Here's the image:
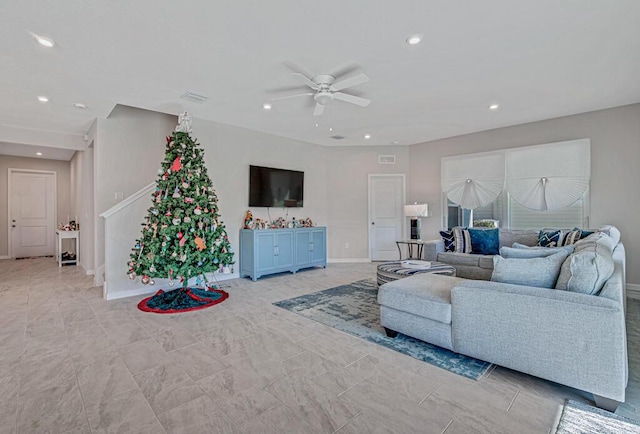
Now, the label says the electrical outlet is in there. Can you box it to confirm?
[115,192,124,200]
[344,242,349,249]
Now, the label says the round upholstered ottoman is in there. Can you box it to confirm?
[376,260,456,286]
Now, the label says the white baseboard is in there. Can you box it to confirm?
[328,258,371,263]
[105,285,156,301]
[627,283,640,300]
[78,263,95,276]
[0,255,10,260]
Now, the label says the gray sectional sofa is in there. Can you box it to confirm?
[377,227,628,411]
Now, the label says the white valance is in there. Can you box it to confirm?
[441,152,505,210]
[506,139,590,211]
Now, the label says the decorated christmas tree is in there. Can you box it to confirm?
[128,112,233,303]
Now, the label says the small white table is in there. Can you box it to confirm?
[55,230,79,267]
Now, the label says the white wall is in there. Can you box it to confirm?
[93,105,177,278]
[408,103,640,284]
[191,118,329,264]
[70,148,95,274]
[0,155,71,257]
[325,146,410,259]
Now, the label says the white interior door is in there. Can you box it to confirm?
[9,170,56,258]
[369,174,405,261]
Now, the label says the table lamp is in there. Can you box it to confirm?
[404,203,429,240]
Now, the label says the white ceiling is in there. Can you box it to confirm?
[0,141,75,161]
[1,1,639,151]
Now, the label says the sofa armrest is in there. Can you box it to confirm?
[423,239,444,261]
[451,280,627,402]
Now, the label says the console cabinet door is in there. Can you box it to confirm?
[275,231,294,269]
[255,232,277,272]
[295,230,311,267]
[310,229,326,265]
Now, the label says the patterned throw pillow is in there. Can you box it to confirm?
[453,227,472,253]
[537,230,563,247]
[439,230,455,252]
[562,227,596,246]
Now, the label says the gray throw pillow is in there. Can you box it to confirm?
[491,250,571,288]
[555,232,615,294]
[500,245,574,259]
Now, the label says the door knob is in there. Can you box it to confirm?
[371,222,375,225]
[12,225,16,228]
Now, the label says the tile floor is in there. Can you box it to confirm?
[0,257,638,433]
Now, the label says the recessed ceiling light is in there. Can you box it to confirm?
[392,141,400,145]
[364,134,371,139]
[35,35,55,48]
[36,152,43,156]
[315,123,319,128]
[406,34,422,45]
[37,96,49,103]
[262,103,272,110]
[74,103,87,109]
[489,103,500,110]
[329,127,333,132]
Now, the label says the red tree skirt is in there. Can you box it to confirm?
[137,286,229,314]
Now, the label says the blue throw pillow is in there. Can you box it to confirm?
[439,230,455,252]
[468,228,499,255]
[537,230,563,247]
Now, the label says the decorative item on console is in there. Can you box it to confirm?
[242,210,315,230]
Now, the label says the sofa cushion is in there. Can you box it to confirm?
[478,256,494,270]
[502,245,575,258]
[378,274,465,324]
[453,228,472,253]
[437,252,480,267]
[556,232,616,294]
[537,230,563,247]
[499,229,538,248]
[469,228,499,255]
[491,250,571,288]
[439,230,455,252]
[599,225,621,246]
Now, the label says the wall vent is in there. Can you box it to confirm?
[330,135,345,140]
[378,155,396,164]
[180,92,208,103]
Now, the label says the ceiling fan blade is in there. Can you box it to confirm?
[272,92,314,101]
[333,92,371,107]
[291,73,320,90]
[330,74,369,91]
[313,103,325,116]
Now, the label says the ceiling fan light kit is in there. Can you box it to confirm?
[272,66,371,116]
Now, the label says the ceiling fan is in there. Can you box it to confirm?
[272,67,371,116]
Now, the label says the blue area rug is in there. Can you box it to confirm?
[273,279,492,380]
[555,400,640,433]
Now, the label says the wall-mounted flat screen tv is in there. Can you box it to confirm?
[249,165,304,208]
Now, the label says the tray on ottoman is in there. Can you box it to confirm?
[377,260,456,286]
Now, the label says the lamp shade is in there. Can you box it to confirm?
[404,203,428,217]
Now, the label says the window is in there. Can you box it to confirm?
[444,191,588,229]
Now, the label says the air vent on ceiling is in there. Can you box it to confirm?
[180,92,208,103]
[378,155,396,164]
[330,135,345,140]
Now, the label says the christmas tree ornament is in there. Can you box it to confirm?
[184,216,191,223]
[194,206,202,215]
[179,236,187,247]
[141,275,150,284]
[194,237,206,251]
[185,197,194,204]
[172,218,180,225]
[170,156,182,172]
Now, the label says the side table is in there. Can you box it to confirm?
[395,240,428,260]
[56,230,79,267]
